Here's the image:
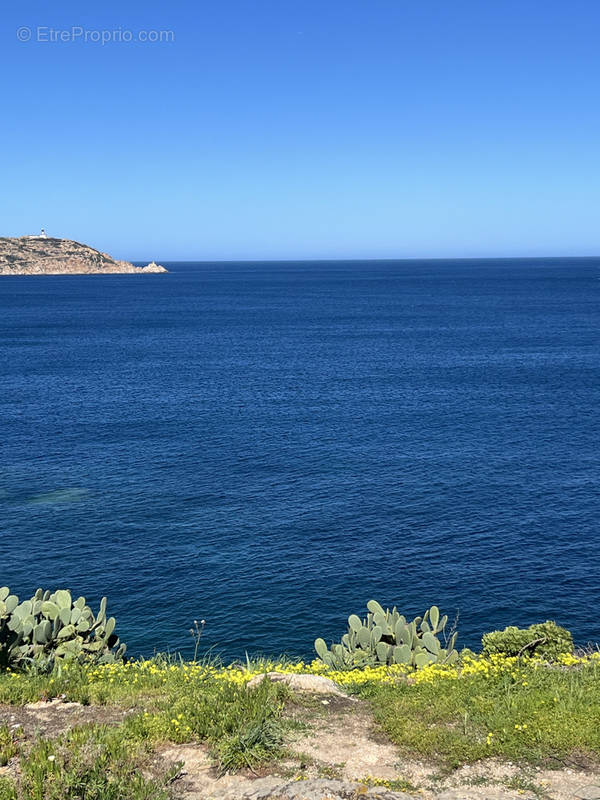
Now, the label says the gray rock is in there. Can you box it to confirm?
[246,673,352,698]
[230,777,413,799]
[574,787,600,800]
[437,792,530,800]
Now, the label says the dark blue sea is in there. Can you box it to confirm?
[1,259,599,659]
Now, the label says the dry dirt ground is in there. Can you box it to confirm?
[2,695,600,800]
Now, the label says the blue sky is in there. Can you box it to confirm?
[2,0,599,260]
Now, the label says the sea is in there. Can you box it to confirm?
[1,258,598,660]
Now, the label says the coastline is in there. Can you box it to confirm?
[0,236,167,275]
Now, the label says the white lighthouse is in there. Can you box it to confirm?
[24,228,48,239]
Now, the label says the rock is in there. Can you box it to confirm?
[230,778,412,799]
[436,792,523,800]
[140,261,168,273]
[25,698,82,712]
[246,673,352,698]
[218,776,284,799]
[574,787,600,800]
[0,237,169,275]
[25,698,66,710]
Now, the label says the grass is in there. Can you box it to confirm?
[14,725,173,800]
[0,727,19,767]
[0,660,290,799]
[359,775,421,793]
[356,654,600,770]
[0,652,598,797]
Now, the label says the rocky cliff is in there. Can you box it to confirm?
[0,237,168,275]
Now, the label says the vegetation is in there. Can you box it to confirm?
[315,600,458,669]
[0,661,290,799]
[0,655,599,796]
[481,620,574,661]
[0,587,125,671]
[0,590,598,799]
[0,723,176,800]
[357,651,600,770]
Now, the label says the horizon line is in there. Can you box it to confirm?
[129,254,600,265]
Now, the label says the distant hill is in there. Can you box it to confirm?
[0,237,168,275]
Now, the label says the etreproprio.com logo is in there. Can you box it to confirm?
[16,26,175,44]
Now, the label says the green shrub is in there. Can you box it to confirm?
[481,620,573,660]
[0,587,126,672]
[315,601,458,670]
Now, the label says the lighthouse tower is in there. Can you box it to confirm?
[24,228,48,239]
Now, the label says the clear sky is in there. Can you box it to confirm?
[2,0,599,261]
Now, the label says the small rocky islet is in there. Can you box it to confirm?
[0,234,167,275]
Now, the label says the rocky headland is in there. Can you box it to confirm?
[0,236,168,275]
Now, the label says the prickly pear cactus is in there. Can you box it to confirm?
[315,600,458,671]
[0,586,126,671]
